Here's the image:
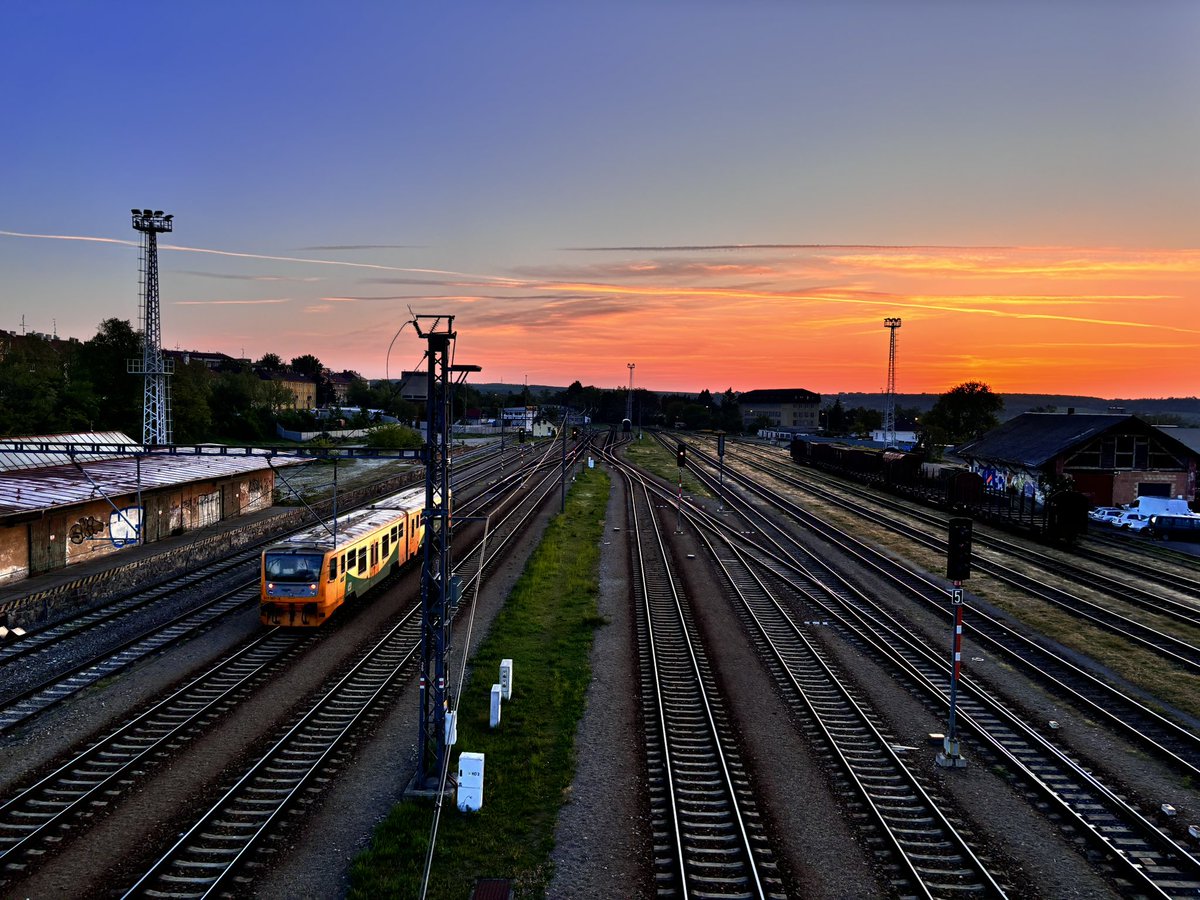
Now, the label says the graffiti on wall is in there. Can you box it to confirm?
[68,516,105,544]
[67,507,142,548]
[109,507,142,547]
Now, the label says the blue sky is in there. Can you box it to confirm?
[3,2,1198,395]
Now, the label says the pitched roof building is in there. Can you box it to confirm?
[956,412,1197,506]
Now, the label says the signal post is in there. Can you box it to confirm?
[937,516,973,769]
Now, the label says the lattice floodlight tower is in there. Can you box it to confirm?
[413,314,463,792]
[883,317,902,447]
[626,362,635,424]
[128,208,175,446]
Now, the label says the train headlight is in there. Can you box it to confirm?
[309,583,317,591]
[268,582,275,590]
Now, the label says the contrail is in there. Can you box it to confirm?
[0,230,522,285]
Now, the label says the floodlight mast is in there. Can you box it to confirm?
[129,209,175,446]
[626,362,635,423]
[883,317,902,447]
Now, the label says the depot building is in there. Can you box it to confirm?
[0,432,302,585]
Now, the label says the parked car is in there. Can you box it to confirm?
[1114,511,1151,532]
[1148,514,1200,542]
[1087,507,1124,526]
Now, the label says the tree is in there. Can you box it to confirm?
[171,359,214,442]
[75,318,142,436]
[923,381,1003,445]
[256,352,284,370]
[365,423,423,449]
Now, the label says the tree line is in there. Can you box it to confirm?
[0,319,1007,446]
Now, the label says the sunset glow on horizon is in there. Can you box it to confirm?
[2,4,1197,401]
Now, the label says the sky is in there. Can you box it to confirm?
[2,1,1198,398]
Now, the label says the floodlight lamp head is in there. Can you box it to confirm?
[153,210,163,217]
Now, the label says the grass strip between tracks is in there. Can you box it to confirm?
[623,433,713,498]
[348,464,611,899]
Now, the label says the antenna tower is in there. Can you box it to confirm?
[626,363,635,422]
[883,317,902,447]
[129,208,175,445]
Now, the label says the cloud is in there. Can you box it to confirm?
[174,298,291,305]
[0,229,518,283]
[175,270,322,282]
[564,243,1017,252]
[298,244,426,251]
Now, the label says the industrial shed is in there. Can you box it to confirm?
[0,433,304,584]
[956,413,1198,508]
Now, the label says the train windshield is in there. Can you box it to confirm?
[264,552,325,582]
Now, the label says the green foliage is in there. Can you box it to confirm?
[365,423,423,449]
[349,467,611,899]
[923,381,1003,444]
[172,360,213,443]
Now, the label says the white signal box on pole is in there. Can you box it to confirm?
[490,683,503,728]
[445,709,457,746]
[500,658,513,700]
[457,751,485,812]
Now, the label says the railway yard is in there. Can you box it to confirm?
[3,431,1200,898]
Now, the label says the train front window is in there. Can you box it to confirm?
[265,553,325,582]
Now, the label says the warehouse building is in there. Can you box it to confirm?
[0,432,303,584]
[738,388,821,432]
[955,413,1197,507]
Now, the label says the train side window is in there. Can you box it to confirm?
[328,557,338,579]
[382,534,390,557]
[342,552,349,572]
[398,520,405,536]
[359,547,367,571]
[390,526,398,542]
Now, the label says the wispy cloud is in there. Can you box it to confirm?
[0,230,519,284]
[564,243,1016,252]
[174,298,291,306]
[175,270,323,283]
[298,244,426,251]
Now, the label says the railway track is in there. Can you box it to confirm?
[117,444,576,896]
[697,508,1008,897]
[654,441,1200,896]
[675,436,1200,678]
[730,439,1200,613]
[617,459,784,899]
[0,450,526,736]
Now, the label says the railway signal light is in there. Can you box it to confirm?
[947,517,973,581]
[676,444,686,467]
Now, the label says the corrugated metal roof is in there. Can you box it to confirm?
[0,432,138,473]
[272,485,426,550]
[0,452,306,517]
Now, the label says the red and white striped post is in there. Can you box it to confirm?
[937,583,968,768]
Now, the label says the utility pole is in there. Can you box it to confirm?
[883,317,902,448]
[129,208,175,446]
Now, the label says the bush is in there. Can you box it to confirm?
[365,423,423,449]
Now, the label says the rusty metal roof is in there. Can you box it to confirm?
[0,451,306,518]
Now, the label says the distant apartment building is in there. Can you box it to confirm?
[738,388,821,432]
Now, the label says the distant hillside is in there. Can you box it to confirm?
[831,393,1200,424]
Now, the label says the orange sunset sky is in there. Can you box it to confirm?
[3,5,1198,399]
